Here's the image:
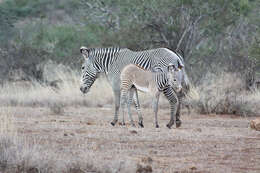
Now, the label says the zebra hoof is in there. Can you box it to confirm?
[138,122,144,128]
[111,120,118,126]
[176,121,182,128]
[156,124,159,128]
[166,123,172,129]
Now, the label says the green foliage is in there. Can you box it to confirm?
[0,0,259,82]
[14,22,103,63]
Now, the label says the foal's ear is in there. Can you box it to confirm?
[80,46,90,59]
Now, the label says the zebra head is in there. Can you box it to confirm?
[80,46,90,59]
[167,63,182,93]
[80,58,99,94]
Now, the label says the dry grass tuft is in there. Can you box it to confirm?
[189,72,260,116]
[0,61,114,108]
[49,103,65,115]
[0,106,138,173]
[0,108,16,135]
[136,164,153,173]
[0,135,138,173]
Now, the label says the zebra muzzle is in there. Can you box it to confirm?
[80,86,88,94]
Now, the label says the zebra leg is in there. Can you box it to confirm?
[163,87,179,129]
[111,89,120,126]
[127,87,135,127]
[120,91,129,126]
[175,96,182,128]
[152,93,160,128]
[122,106,126,126]
[133,88,144,128]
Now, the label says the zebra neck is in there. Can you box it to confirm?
[155,73,169,91]
[89,47,120,73]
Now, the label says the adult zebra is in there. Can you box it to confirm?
[79,47,189,127]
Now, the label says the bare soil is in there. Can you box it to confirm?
[3,106,260,173]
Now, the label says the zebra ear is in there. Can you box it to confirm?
[80,46,90,58]
[177,59,184,70]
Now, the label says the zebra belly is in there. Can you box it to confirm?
[133,83,149,93]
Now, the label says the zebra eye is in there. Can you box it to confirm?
[174,79,177,82]
[81,66,85,70]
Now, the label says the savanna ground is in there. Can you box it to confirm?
[1,106,260,173]
[0,66,260,173]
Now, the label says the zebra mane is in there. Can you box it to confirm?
[88,47,121,54]
[173,49,184,62]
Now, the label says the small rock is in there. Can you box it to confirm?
[86,122,93,125]
[250,118,260,131]
[136,164,152,173]
[130,130,138,134]
[141,157,153,164]
[149,150,157,155]
[190,166,197,170]
[64,133,68,136]
[27,167,38,173]
[195,128,202,132]
[69,168,85,173]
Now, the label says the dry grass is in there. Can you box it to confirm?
[1,63,259,117]
[0,108,16,135]
[0,107,137,173]
[189,72,260,116]
[0,135,137,173]
[0,61,114,109]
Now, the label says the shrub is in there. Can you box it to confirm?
[190,72,260,116]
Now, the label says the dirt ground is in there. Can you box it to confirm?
[3,106,260,173]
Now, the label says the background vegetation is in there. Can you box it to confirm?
[0,0,259,82]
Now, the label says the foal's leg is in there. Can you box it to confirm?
[127,87,136,126]
[133,88,144,127]
[120,88,130,126]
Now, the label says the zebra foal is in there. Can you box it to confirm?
[120,64,182,128]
